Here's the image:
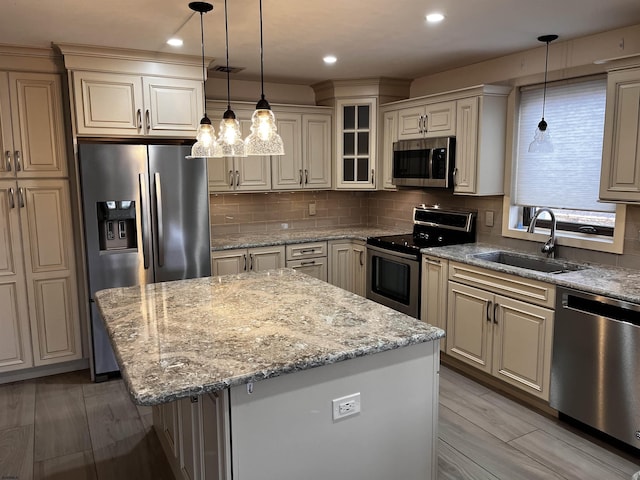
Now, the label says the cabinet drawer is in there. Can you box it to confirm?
[448,261,555,308]
[286,242,327,260]
[286,258,328,282]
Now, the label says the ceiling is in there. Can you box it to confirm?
[2,0,640,85]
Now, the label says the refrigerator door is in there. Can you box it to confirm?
[148,145,211,281]
[79,143,153,377]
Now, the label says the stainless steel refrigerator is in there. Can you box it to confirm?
[79,143,211,381]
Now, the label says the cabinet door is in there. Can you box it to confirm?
[599,68,640,201]
[272,113,303,190]
[454,96,479,194]
[201,393,226,480]
[350,241,367,297]
[328,241,351,291]
[381,110,398,189]
[19,180,81,365]
[143,77,202,138]
[492,295,554,400]
[9,73,67,177]
[421,256,448,352]
[336,98,376,190]
[424,101,456,137]
[287,258,327,282]
[235,118,271,192]
[303,114,332,189]
[161,401,180,459]
[0,73,15,179]
[0,183,33,372]
[397,105,425,140]
[248,245,285,272]
[446,281,492,373]
[207,157,234,193]
[178,397,202,480]
[211,249,246,276]
[73,71,143,136]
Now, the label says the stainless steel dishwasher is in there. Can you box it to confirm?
[550,287,640,449]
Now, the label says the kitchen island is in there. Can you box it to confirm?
[95,268,443,480]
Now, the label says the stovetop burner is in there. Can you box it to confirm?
[366,205,477,258]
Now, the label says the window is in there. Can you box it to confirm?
[503,76,626,253]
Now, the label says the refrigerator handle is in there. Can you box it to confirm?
[139,173,151,270]
[154,172,165,267]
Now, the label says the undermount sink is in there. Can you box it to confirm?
[471,251,586,274]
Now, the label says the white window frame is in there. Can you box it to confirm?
[501,77,626,254]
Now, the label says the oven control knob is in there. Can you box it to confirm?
[422,233,429,240]
[437,236,444,243]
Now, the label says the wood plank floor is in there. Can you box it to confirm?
[0,366,638,479]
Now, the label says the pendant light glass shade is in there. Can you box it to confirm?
[245,0,284,156]
[187,1,221,158]
[528,34,558,154]
[217,0,246,157]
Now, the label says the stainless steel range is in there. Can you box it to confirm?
[366,205,476,317]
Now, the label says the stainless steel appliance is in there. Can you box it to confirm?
[550,287,640,450]
[79,143,211,380]
[392,137,455,188]
[366,205,476,317]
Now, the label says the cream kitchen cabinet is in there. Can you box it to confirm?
[272,112,332,190]
[453,87,510,195]
[420,255,448,352]
[380,110,398,190]
[0,72,68,178]
[0,179,82,372]
[286,242,328,282]
[335,97,377,190]
[397,101,456,140]
[72,71,202,138]
[211,245,285,276]
[328,240,366,296]
[599,66,640,202]
[445,261,554,400]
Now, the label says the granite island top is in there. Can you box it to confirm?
[210,226,406,251]
[422,243,640,305]
[94,268,443,406]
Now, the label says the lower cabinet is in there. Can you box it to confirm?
[0,179,82,373]
[420,255,448,352]
[211,246,286,276]
[285,242,327,282]
[328,240,366,296]
[154,393,228,480]
[445,262,555,400]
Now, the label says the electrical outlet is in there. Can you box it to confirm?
[486,210,494,227]
[332,393,361,421]
[309,202,317,216]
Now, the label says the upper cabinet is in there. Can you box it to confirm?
[335,97,377,190]
[72,71,202,138]
[58,44,206,139]
[0,72,68,178]
[397,101,456,140]
[599,66,640,202]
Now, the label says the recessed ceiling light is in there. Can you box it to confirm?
[426,13,444,23]
[167,38,184,47]
[323,55,337,64]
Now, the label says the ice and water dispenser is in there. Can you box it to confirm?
[97,201,137,251]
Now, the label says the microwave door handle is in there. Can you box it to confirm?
[428,147,434,180]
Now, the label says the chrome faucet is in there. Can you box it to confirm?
[527,208,556,258]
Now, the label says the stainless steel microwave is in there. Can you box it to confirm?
[392,137,455,188]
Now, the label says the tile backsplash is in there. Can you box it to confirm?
[209,189,640,269]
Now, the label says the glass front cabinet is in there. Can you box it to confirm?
[335,98,377,189]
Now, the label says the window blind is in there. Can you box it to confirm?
[515,77,615,213]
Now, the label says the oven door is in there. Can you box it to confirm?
[366,245,420,318]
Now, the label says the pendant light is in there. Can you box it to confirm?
[188,1,221,158]
[244,0,285,156]
[528,34,558,153]
[216,0,246,157]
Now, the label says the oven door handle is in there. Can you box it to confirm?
[366,244,419,261]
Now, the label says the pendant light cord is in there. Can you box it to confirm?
[224,0,231,110]
[259,0,265,101]
[542,40,549,119]
[199,11,206,114]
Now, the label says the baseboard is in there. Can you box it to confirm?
[0,358,89,384]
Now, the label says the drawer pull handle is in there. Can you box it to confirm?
[493,303,499,324]
[300,260,316,266]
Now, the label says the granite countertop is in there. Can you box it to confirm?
[94,268,443,406]
[422,243,640,305]
[210,226,406,251]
